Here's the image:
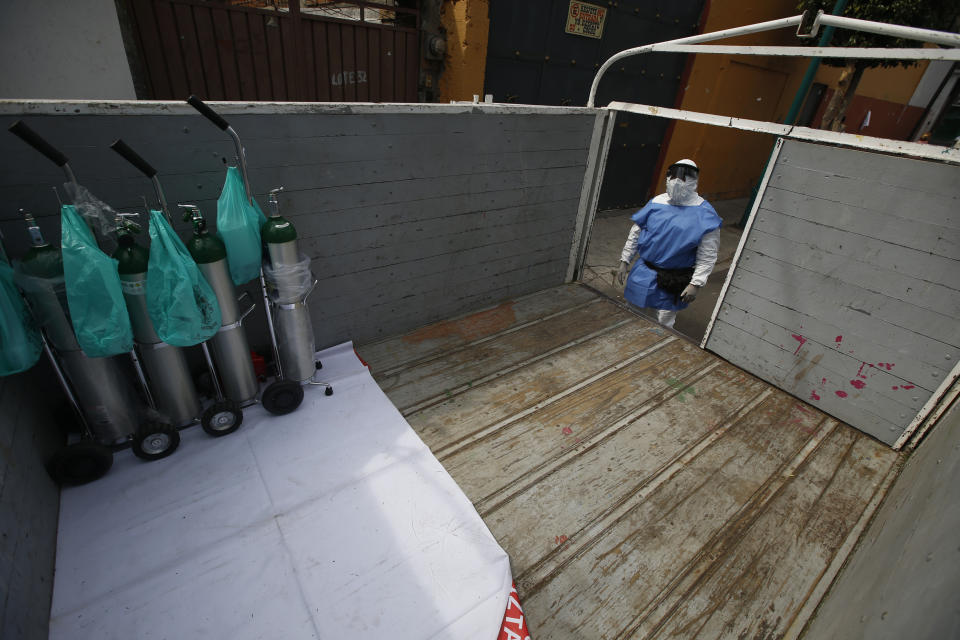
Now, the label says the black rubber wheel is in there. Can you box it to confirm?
[47,441,114,485]
[201,400,243,437]
[262,380,304,415]
[324,387,333,396]
[132,421,180,461]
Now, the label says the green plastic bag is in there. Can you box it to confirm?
[61,204,134,357]
[0,246,42,376]
[217,166,266,285]
[146,210,221,347]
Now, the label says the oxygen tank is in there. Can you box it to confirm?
[17,211,138,445]
[114,219,201,426]
[180,205,258,404]
[262,188,316,383]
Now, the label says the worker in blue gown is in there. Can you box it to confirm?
[616,159,722,329]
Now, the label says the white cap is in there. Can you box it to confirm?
[671,158,698,169]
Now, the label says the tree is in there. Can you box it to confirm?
[798,0,960,131]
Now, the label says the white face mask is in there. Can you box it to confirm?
[666,176,699,205]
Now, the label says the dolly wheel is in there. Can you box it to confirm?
[132,422,181,461]
[47,441,114,485]
[201,400,243,437]
[262,380,304,415]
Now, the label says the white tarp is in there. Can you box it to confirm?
[50,343,513,639]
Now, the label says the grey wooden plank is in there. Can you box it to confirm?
[287,184,584,237]
[314,256,569,327]
[2,145,589,196]
[778,139,960,199]
[357,284,600,372]
[708,319,905,444]
[444,339,727,509]
[736,249,959,346]
[715,301,930,413]
[374,300,631,411]
[315,262,569,347]
[731,255,960,349]
[516,391,824,639]
[310,238,570,306]
[722,284,954,386]
[745,229,960,318]
[301,197,578,259]
[0,112,597,155]
[308,220,574,279]
[1,162,587,221]
[632,427,896,639]
[403,320,672,451]
[751,207,959,291]
[760,185,960,260]
[766,165,959,231]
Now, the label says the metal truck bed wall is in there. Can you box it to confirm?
[704,138,960,448]
[0,101,604,348]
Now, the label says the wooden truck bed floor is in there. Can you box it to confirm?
[355,283,900,640]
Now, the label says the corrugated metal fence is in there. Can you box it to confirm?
[127,0,420,102]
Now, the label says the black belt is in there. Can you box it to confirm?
[644,261,694,304]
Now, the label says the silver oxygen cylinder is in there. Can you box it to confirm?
[180,204,259,404]
[17,210,138,445]
[114,219,201,426]
[262,188,316,383]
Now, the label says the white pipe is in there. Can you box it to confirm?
[586,15,805,107]
[606,100,960,164]
[588,13,960,107]
[817,13,960,47]
[653,44,960,61]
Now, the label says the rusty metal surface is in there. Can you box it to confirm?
[356,283,900,640]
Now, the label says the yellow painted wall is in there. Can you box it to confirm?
[659,0,809,200]
[437,0,490,102]
[813,60,928,104]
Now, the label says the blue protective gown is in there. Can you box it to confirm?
[624,199,722,311]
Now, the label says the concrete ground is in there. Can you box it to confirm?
[580,197,749,344]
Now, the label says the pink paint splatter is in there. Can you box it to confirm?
[835,335,843,346]
[791,334,807,355]
[809,390,821,401]
[876,362,894,371]
[856,363,869,379]
[821,378,827,385]
[902,384,915,390]
[892,386,899,390]
[562,427,573,435]
[836,390,848,398]
[850,380,866,389]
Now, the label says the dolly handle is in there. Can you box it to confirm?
[110,139,156,177]
[8,120,69,167]
[187,95,230,130]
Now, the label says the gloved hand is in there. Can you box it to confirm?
[680,283,700,303]
[616,261,630,286]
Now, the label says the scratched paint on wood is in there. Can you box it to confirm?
[360,284,902,638]
[707,139,960,447]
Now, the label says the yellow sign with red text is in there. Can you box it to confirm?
[565,0,607,39]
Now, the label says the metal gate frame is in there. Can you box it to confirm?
[575,12,960,449]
